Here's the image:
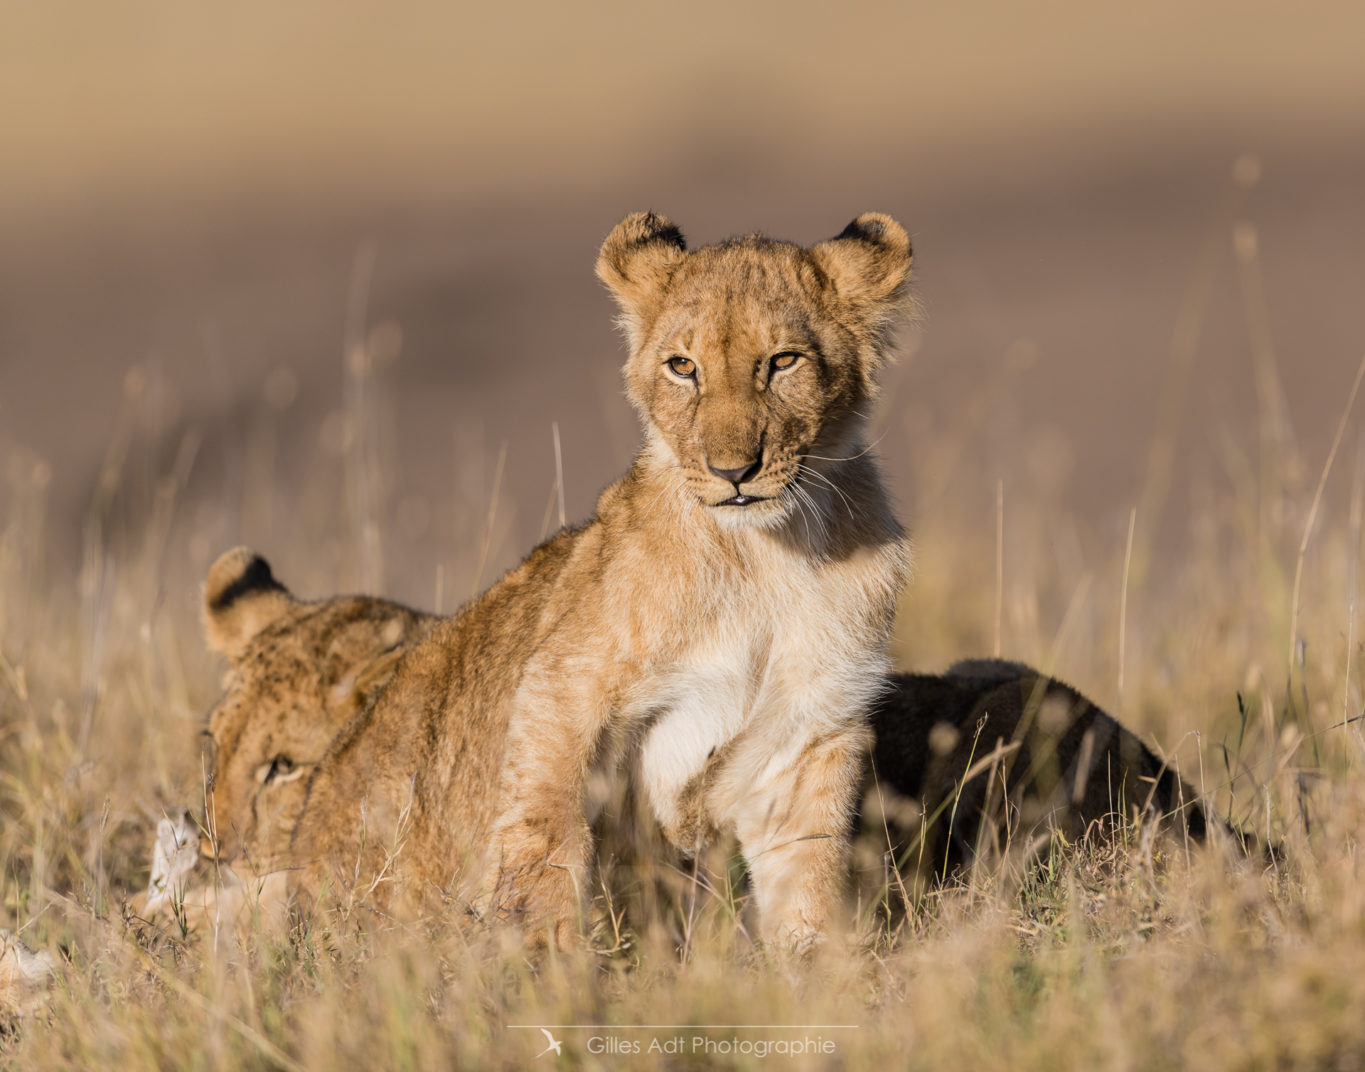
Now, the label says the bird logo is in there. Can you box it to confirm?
[535,1028,563,1059]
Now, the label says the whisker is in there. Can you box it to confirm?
[793,486,815,547]
[803,430,888,464]
[797,463,857,521]
[670,475,692,545]
[788,480,827,551]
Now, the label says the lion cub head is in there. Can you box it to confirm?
[597,212,913,530]
[199,548,434,868]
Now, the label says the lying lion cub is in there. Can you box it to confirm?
[864,659,1230,886]
[204,213,915,951]
[153,549,1243,941]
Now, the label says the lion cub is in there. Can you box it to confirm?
[283,213,913,950]
[181,556,1250,941]
[197,548,435,875]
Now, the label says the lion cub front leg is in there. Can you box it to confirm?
[730,722,872,954]
[486,673,610,949]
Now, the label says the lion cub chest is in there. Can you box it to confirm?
[632,553,880,850]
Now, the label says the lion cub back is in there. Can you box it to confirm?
[863,659,1214,887]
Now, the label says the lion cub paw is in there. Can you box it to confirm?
[1,929,56,1019]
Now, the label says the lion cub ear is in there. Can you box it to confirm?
[596,212,688,344]
[203,547,294,659]
[811,213,913,311]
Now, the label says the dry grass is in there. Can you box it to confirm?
[2,276,1364,1069]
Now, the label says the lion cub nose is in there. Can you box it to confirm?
[707,458,762,485]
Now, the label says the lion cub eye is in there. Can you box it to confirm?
[260,755,296,785]
[770,352,801,373]
[666,356,697,379]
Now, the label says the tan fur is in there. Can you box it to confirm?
[172,593,1263,947]
[134,809,294,937]
[198,549,435,872]
[282,212,914,950]
[128,553,434,934]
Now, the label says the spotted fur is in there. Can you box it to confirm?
[200,548,435,872]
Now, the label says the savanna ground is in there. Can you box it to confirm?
[2,278,1364,1068]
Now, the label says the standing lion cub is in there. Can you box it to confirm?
[270,212,913,950]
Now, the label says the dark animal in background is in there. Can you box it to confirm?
[862,659,1261,887]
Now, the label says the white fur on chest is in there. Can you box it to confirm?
[633,545,889,846]
[636,627,762,840]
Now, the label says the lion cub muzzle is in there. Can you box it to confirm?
[706,452,765,506]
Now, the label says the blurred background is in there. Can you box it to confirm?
[2,1,1363,676]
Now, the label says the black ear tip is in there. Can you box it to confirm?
[654,220,685,249]
[611,211,686,253]
[838,213,910,250]
[206,548,283,612]
[841,217,883,241]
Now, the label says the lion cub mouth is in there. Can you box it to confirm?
[715,493,767,507]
